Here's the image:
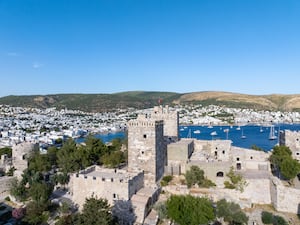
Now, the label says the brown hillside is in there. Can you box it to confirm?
[176,92,300,111]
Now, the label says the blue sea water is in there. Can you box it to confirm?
[81,124,300,152]
[179,124,300,151]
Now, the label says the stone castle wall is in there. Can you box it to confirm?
[280,130,300,161]
[127,119,165,185]
[70,166,144,208]
[12,142,38,179]
[152,106,179,140]
[0,176,14,200]
[270,177,300,214]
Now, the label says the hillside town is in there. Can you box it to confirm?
[0,104,300,224]
[1,104,300,148]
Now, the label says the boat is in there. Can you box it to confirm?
[260,126,263,133]
[241,129,246,139]
[207,125,213,129]
[236,126,241,131]
[187,129,192,138]
[193,130,201,134]
[269,125,277,140]
[210,131,217,136]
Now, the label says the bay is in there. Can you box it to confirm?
[180,124,300,151]
[78,124,300,152]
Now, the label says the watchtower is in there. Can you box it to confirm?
[152,105,179,142]
[127,115,166,186]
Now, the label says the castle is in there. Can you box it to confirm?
[70,106,178,223]
[69,106,300,224]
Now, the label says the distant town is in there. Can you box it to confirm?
[1,104,300,148]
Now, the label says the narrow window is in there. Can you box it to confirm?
[143,134,147,138]
[222,150,225,154]
[236,157,240,161]
[250,156,253,159]
[111,178,114,182]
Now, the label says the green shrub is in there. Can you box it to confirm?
[160,175,173,186]
[273,215,288,225]
[224,181,235,189]
[261,211,273,224]
[162,175,173,183]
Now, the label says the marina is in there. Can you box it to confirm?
[179,124,300,151]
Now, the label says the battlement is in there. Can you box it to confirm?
[73,166,143,184]
[128,119,164,128]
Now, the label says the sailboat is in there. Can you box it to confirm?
[269,125,277,140]
[241,129,246,139]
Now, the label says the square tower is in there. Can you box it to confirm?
[152,105,179,141]
[127,115,166,185]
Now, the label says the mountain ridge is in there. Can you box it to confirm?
[1,91,300,112]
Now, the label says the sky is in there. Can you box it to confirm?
[0,0,300,97]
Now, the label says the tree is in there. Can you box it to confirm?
[23,200,49,225]
[57,138,79,173]
[29,182,53,204]
[166,195,215,225]
[10,178,28,202]
[74,196,114,225]
[101,151,126,168]
[280,157,300,180]
[270,146,292,171]
[47,146,58,166]
[153,201,167,221]
[216,199,248,225]
[224,167,247,192]
[185,165,215,188]
[84,135,108,163]
[0,147,12,157]
[270,145,300,181]
[261,211,273,224]
[53,173,70,189]
[28,151,51,172]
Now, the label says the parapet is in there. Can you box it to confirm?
[73,165,144,184]
[127,118,164,128]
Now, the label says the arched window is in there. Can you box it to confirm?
[216,171,224,177]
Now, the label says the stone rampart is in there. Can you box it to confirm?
[70,166,144,209]
[270,177,300,214]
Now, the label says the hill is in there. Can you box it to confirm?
[0,92,181,112]
[1,91,300,112]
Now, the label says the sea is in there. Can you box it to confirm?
[179,124,300,151]
[80,124,300,152]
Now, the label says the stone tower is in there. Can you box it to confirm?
[127,114,166,186]
[151,105,179,142]
[279,130,300,161]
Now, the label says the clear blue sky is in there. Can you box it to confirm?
[1,0,300,97]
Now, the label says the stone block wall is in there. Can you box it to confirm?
[280,130,300,161]
[0,176,14,200]
[270,177,300,214]
[127,118,165,185]
[71,167,144,209]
